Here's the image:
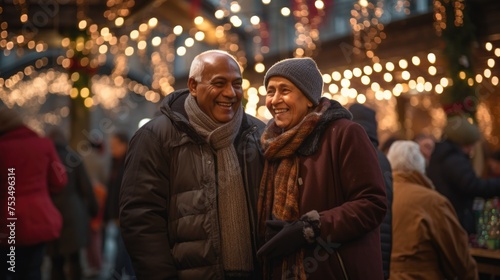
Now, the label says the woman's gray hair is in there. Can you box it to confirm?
[387,140,426,174]
[189,50,240,82]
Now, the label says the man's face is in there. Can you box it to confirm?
[416,137,435,164]
[110,136,127,159]
[265,76,313,131]
[188,54,243,123]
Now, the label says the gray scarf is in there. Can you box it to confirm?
[184,94,253,274]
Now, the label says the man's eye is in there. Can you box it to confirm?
[233,83,242,89]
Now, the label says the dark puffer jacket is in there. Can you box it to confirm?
[349,104,393,279]
[119,89,265,280]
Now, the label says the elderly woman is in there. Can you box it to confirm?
[257,57,387,280]
[387,140,478,280]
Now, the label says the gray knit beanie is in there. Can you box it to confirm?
[264,57,323,106]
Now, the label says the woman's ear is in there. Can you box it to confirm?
[188,78,198,97]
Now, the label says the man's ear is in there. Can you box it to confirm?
[188,77,198,97]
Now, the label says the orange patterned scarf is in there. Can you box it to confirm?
[258,98,331,280]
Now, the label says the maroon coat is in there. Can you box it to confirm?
[297,118,387,280]
[0,126,67,246]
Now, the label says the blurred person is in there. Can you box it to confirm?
[381,135,401,155]
[427,114,500,234]
[387,140,478,280]
[413,133,435,166]
[120,50,265,279]
[46,127,98,280]
[0,107,67,280]
[102,131,133,278]
[349,103,393,280]
[257,58,387,280]
[82,140,108,276]
[486,150,500,177]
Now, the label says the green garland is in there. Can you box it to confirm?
[438,0,476,118]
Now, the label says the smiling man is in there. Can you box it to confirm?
[119,50,266,280]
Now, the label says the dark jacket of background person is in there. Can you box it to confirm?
[47,129,98,256]
[104,133,128,223]
[0,109,67,247]
[349,103,393,280]
[119,89,265,280]
[428,122,500,234]
[388,141,478,280]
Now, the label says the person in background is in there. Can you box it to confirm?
[119,50,265,280]
[82,140,109,277]
[0,107,67,280]
[413,133,435,166]
[486,150,500,178]
[427,114,500,234]
[102,131,134,278]
[46,127,98,280]
[257,58,387,280]
[387,140,478,280]
[349,103,393,280]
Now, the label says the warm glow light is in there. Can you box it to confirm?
[259,86,267,96]
[173,25,183,35]
[485,42,493,51]
[80,87,90,98]
[322,74,332,83]
[115,17,124,27]
[373,63,382,72]
[495,48,500,57]
[185,37,194,47]
[399,59,408,69]
[427,53,436,64]
[262,0,271,4]
[230,15,242,27]
[177,46,187,56]
[130,30,139,40]
[475,74,483,83]
[435,84,443,94]
[215,10,225,19]
[125,46,134,56]
[467,78,474,86]
[195,31,205,41]
[315,0,325,9]
[242,79,250,90]
[78,20,87,30]
[84,97,93,108]
[341,79,351,88]
[250,16,260,25]
[361,75,370,85]
[412,56,420,66]
[331,71,341,81]
[148,18,158,28]
[385,62,395,71]
[383,73,393,82]
[440,77,449,87]
[152,36,161,47]
[230,2,241,13]
[371,82,381,92]
[343,69,353,79]
[484,69,492,78]
[492,76,499,86]
[281,7,291,16]
[487,58,495,68]
[194,16,204,25]
[356,94,367,104]
[363,66,373,75]
[359,0,368,7]
[353,68,362,77]
[255,62,266,73]
[401,71,410,80]
[138,40,147,50]
[459,71,466,80]
[424,82,432,91]
[428,66,437,76]
[329,84,339,94]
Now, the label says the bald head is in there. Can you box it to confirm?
[189,50,241,83]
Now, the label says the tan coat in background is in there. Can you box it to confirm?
[390,171,478,280]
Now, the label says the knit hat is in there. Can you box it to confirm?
[443,115,480,145]
[264,57,323,106]
[349,103,379,146]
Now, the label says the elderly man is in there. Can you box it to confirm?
[119,50,265,280]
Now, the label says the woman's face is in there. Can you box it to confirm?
[266,76,313,131]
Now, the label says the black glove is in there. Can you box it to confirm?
[264,219,287,242]
[257,220,307,259]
